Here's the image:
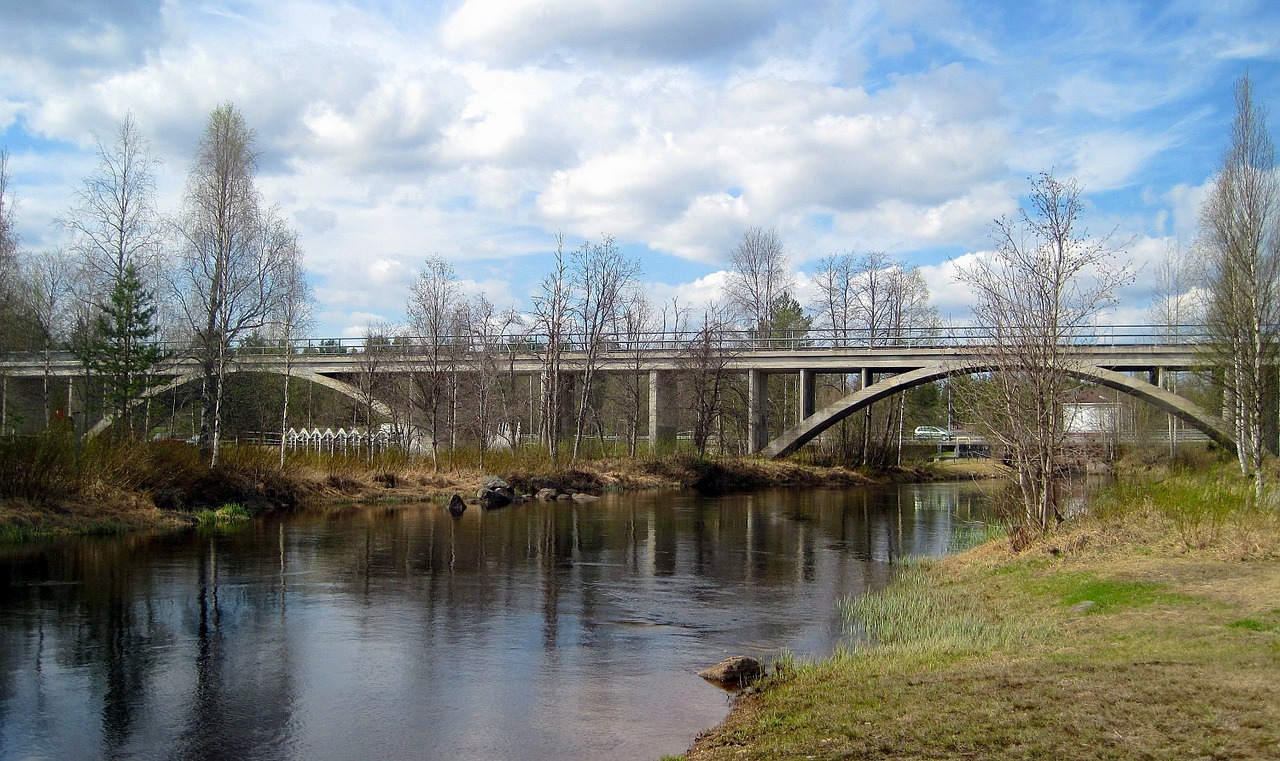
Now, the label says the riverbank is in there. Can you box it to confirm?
[0,438,1003,541]
[683,464,1280,759]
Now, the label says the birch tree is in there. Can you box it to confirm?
[0,149,21,350]
[811,251,938,465]
[273,245,312,467]
[61,114,164,299]
[956,171,1131,534]
[568,234,639,460]
[406,256,460,467]
[615,290,653,457]
[172,103,303,466]
[683,302,736,458]
[1200,73,1280,497]
[1149,241,1199,455]
[21,248,75,427]
[459,295,519,469]
[532,235,571,460]
[723,227,793,344]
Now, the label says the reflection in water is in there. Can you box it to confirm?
[0,482,996,760]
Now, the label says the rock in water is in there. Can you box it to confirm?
[477,476,515,508]
[446,493,466,517]
[698,656,762,687]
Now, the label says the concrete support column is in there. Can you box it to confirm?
[860,367,872,391]
[1149,367,1163,387]
[648,370,678,449]
[748,369,768,454]
[798,368,816,423]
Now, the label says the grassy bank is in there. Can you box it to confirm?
[684,464,1280,760]
[0,434,994,540]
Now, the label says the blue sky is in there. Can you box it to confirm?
[2,0,1279,336]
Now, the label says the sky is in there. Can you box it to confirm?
[3,0,1280,338]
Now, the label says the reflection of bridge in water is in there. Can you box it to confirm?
[0,325,1232,459]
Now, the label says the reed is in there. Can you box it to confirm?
[840,563,1032,657]
[195,502,252,525]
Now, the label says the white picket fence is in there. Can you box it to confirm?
[284,426,405,454]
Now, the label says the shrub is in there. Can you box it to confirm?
[0,433,76,501]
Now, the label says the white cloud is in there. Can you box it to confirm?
[441,0,785,65]
[3,0,1277,337]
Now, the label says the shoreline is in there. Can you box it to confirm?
[681,465,1280,760]
[0,453,1006,542]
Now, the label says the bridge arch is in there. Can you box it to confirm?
[759,361,1234,459]
[86,368,396,439]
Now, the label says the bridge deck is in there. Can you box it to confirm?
[0,343,1209,378]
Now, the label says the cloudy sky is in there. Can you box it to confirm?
[3,0,1279,336]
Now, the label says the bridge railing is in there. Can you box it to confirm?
[226,324,1214,354]
[0,324,1214,364]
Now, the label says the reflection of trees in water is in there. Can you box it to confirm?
[173,536,298,759]
[0,530,301,758]
[0,483,998,757]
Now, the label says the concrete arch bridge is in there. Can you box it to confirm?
[0,327,1231,457]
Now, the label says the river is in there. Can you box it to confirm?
[0,482,997,760]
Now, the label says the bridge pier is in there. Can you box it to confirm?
[648,370,678,449]
[748,370,768,453]
[799,369,816,422]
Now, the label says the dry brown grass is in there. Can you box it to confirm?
[684,469,1280,761]
[0,489,192,540]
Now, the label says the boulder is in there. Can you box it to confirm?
[446,493,466,517]
[477,476,515,508]
[571,492,600,502]
[698,656,762,687]
[535,488,558,502]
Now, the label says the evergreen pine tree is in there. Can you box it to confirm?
[90,265,166,438]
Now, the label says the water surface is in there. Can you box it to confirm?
[0,482,996,760]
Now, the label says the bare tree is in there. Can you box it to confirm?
[1199,73,1280,497]
[682,302,736,458]
[21,248,75,427]
[568,234,640,460]
[458,295,519,469]
[532,234,572,461]
[956,172,1132,534]
[616,290,653,457]
[1148,240,1200,455]
[57,115,166,437]
[0,149,21,350]
[883,264,940,463]
[723,227,793,344]
[272,243,312,467]
[61,114,164,297]
[172,103,303,466]
[354,323,398,460]
[810,253,859,459]
[812,252,856,343]
[811,251,939,465]
[406,256,461,468]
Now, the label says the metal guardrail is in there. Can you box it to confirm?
[0,324,1214,364]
